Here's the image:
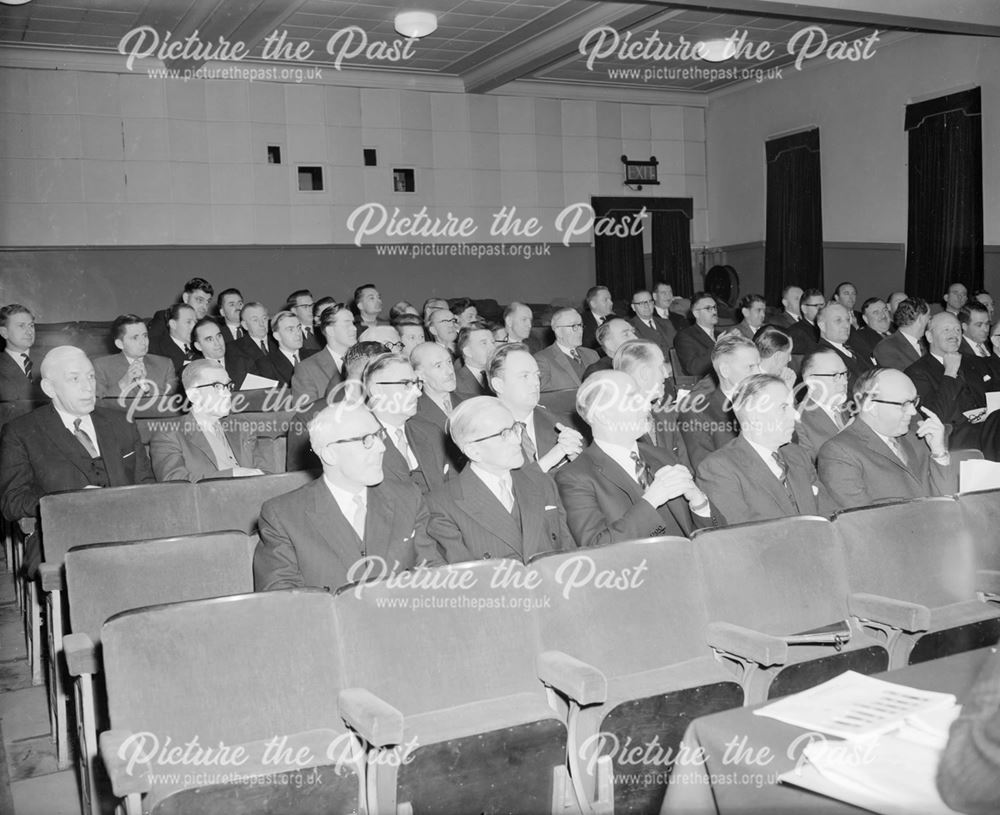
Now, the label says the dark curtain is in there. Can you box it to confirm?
[904,88,983,300]
[652,210,693,298]
[764,128,823,308]
[591,210,644,302]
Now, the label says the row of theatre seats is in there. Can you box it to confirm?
[6,472,998,815]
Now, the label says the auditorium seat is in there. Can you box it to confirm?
[62,532,255,815]
[834,497,1000,666]
[957,487,1000,571]
[193,470,316,534]
[333,559,576,815]
[530,539,744,815]
[99,589,363,815]
[669,347,699,387]
[693,516,889,702]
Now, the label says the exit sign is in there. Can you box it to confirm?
[622,155,659,189]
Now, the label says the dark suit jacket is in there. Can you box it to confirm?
[794,397,845,462]
[529,406,568,466]
[219,320,241,344]
[817,338,875,396]
[959,338,1000,391]
[535,343,599,392]
[454,365,489,398]
[225,334,271,389]
[769,312,800,330]
[254,475,429,592]
[0,404,154,521]
[874,331,925,371]
[852,325,890,362]
[554,441,718,548]
[92,352,177,398]
[149,334,199,379]
[630,316,676,355]
[0,350,44,404]
[408,393,466,474]
[674,325,717,378]
[788,319,821,356]
[677,379,739,471]
[424,465,574,564]
[582,310,611,350]
[647,385,692,470]
[379,418,454,494]
[581,356,613,380]
[291,347,342,406]
[250,345,311,389]
[300,327,321,353]
[147,308,170,346]
[655,309,690,335]
[697,436,836,524]
[149,415,264,482]
[816,419,957,509]
[724,320,755,341]
[906,353,989,451]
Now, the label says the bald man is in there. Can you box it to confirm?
[0,346,155,572]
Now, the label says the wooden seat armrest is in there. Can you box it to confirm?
[536,650,607,706]
[64,633,98,676]
[338,688,404,748]
[99,730,152,797]
[38,561,64,592]
[706,622,788,668]
[848,592,931,633]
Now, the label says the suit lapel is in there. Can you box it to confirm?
[42,405,102,480]
[550,347,581,385]
[182,418,219,467]
[456,469,523,557]
[417,395,447,432]
[363,489,395,560]
[532,409,559,458]
[221,420,252,467]
[305,480,363,571]
[512,469,545,554]
[733,437,795,512]
[590,445,641,503]
[853,422,917,480]
[90,410,126,484]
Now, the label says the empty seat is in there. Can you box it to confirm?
[957,487,1000,572]
[63,532,255,815]
[333,560,575,815]
[530,538,744,815]
[193,470,315,535]
[693,516,889,702]
[834,497,1000,665]
[99,590,363,815]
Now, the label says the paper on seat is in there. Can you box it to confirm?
[960,459,1000,493]
[240,374,280,390]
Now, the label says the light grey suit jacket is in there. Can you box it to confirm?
[874,330,924,371]
[291,347,342,406]
[149,415,264,482]
[534,343,598,392]
[93,353,177,398]
[794,397,846,462]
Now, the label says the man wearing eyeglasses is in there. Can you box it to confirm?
[674,292,719,378]
[364,352,451,493]
[427,308,460,356]
[787,288,825,356]
[535,307,599,393]
[629,288,676,357]
[254,402,430,592]
[424,396,574,564]
[149,360,266,482]
[905,311,1000,459]
[817,368,955,509]
[795,349,851,462]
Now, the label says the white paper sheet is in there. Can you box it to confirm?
[960,459,1000,493]
[239,374,280,390]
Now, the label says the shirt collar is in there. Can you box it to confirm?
[323,475,367,517]
[470,463,512,494]
[595,438,640,480]
[556,342,577,357]
[53,403,94,435]
[745,437,783,476]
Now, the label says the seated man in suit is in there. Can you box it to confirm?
[974,289,995,322]
[788,288,824,356]
[852,297,893,362]
[936,647,1000,815]
[770,285,803,329]
[490,343,584,474]
[149,360,266,482]
[292,303,356,406]
[944,281,969,317]
[426,307,459,356]
[831,281,863,329]
[582,285,615,350]
[249,310,308,388]
[216,288,244,344]
[629,288,676,356]
[678,333,761,470]
[674,291,719,378]
[394,313,426,357]
[582,318,637,379]
[724,293,766,341]
[364,352,451,493]
[225,301,270,388]
[795,349,851,461]
[906,311,1000,459]
[286,289,320,353]
[190,317,228,372]
[504,302,543,354]
[454,323,495,397]
[875,297,929,370]
[147,277,214,346]
[652,282,690,334]
[93,314,177,398]
[535,307,599,392]
[817,368,955,509]
[697,373,836,523]
[148,303,198,379]
[410,341,465,474]
[0,304,44,406]
[254,401,430,591]
[354,283,386,331]
[424,396,575,564]
[755,325,797,389]
[555,370,719,547]
[958,301,1000,381]
[816,303,875,395]
[614,339,690,469]
[0,346,155,573]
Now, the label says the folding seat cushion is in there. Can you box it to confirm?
[958,488,1000,572]
[193,469,315,534]
[99,590,363,815]
[834,497,1000,665]
[63,532,255,815]
[530,538,744,815]
[694,516,889,700]
[334,559,573,815]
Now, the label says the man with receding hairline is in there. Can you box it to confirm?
[535,307,599,392]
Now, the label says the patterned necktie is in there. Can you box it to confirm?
[887,436,909,467]
[977,343,989,358]
[771,450,798,508]
[183,344,195,361]
[520,428,537,462]
[236,325,245,339]
[21,353,32,379]
[630,451,651,490]
[73,418,98,458]
[442,394,452,416]
[292,352,299,366]
[569,348,581,368]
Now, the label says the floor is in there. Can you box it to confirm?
[1,549,83,815]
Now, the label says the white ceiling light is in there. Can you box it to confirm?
[394,11,437,39]
[0,0,34,6]
[696,38,736,62]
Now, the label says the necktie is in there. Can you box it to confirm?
[292,352,299,366]
[771,450,798,509]
[259,339,267,353]
[236,326,245,339]
[887,436,909,467]
[73,418,98,458]
[630,451,651,490]
[977,343,989,358]
[351,493,366,540]
[395,427,414,468]
[21,353,32,379]
[442,395,452,416]
[521,428,537,461]
[183,344,195,361]
[498,477,515,513]
[569,348,581,367]
[646,319,655,330]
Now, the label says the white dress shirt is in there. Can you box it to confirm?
[5,348,30,374]
[54,405,101,456]
[745,438,784,479]
[323,476,367,538]
[470,463,515,512]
